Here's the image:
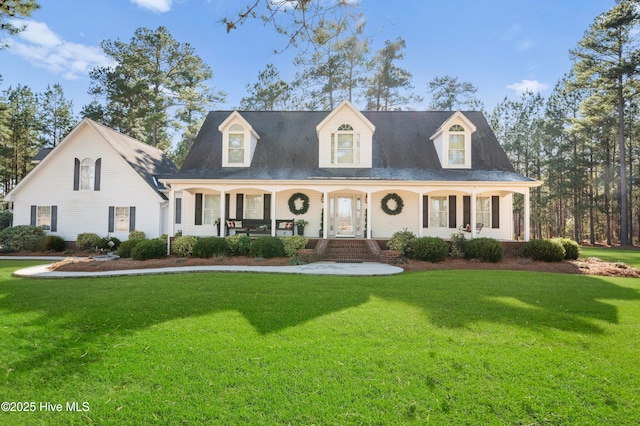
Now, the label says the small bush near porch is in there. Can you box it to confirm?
[1,260,639,424]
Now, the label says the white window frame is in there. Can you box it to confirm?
[203,194,220,225]
[37,206,51,230]
[448,125,465,166]
[244,194,263,219]
[430,196,448,228]
[227,124,245,164]
[331,124,360,165]
[80,158,94,190]
[476,197,491,227]
[115,207,130,232]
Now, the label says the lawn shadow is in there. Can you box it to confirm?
[1,263,639,381]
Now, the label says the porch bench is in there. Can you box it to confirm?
[459,223,484,234]
[225,218,295,237]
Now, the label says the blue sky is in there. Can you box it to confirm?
[0,0,616,114]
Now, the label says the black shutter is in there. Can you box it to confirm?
[108,206,115,232]
[94,158,101,191]
[195,193,203,225]
[492,196,500,229]
[449,195,457,228]
[51,206,57,232]
[175,198,182,224]
[463,196,471,228]
[225,193,230,219]
[263,194,271,220]
[73,158,80,190]
[422,195,429,228]
[30,205,37,226]
[129,207,136,232]
[236,194,244,219]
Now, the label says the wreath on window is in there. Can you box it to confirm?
[381,193,404,216]
[288,192,310,215]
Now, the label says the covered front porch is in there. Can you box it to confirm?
[161,180,538,242]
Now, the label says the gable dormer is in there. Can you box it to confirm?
[430,111,477,169]
[218,111,260,167]
[316,100,375,168]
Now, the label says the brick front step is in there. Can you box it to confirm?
[323,239,378,263]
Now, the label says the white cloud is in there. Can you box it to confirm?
[7,19,115,80]
[506,79,550,95]
[130,0,173,13]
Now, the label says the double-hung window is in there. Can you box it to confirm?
[244,195,263,219]
[331,124,360,165]
[476,197,491,227]
[203,194,220,225]
[430,196,448,227]
[228,124,245,164]
[448,125,465,166]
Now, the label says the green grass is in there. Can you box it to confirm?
[1,259,640,424]
[581,246,640,269]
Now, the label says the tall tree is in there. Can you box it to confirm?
[38,83,74,147]
[88,26,220,152]
[0,0,39,49]
[365,38,421,111]
[427,75,483,111]
[240,63,293,110]
[1,85,39,196]
[570,0,640,245]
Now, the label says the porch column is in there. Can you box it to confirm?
[323,191,329,239]
[418,191,424,237]
[470,188,477,239]
[271,190,277,237]
[524,188,531,241]
[367,190,372,239]
[167,185,175,255]
[220,189,226,237]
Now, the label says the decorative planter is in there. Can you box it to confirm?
[297,225,305,236]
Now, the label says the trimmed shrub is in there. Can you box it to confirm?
[0,225,46,252]
[99,236,121,252]
[449,232,467,258]
[226,234,251,256]
[465,237,504,263]
[411,237,449,262]
[172,235,199,257]
[282,235,309,257]
[128,230,146,241]
[249,236,285,259]
[0,210,12,230]
[76,233,102,250]
[192,237,229,258]
[44,235,66,252]
[522,239,565,262]
[552,237,580,260]
[388,229,417,258]
[131,238,167,261]
[117,239,142,258]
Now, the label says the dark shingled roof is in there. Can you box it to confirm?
[175,110,532,183]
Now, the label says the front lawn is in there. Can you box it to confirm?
[581,246,640,269]
[1,260,639,424]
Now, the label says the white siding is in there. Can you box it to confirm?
[10,125,165,241]
[370,190,419,238]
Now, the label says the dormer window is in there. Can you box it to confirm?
[448,125,465,165]
[228,124,245,164]
[332,124,360,165]
[218,112,260,167]
[430,112,476,169]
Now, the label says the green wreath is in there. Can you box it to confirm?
[288,192,310,215]
[381,193,404,216]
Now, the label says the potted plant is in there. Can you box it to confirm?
[295,219,308,236]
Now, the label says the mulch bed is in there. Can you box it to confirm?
[36,254,640,278]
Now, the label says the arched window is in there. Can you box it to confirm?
[228,124,245,164]
[448,125,465,165]
[80,158,95,190]
[331,123,359,164]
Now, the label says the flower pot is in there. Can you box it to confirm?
[297,225,305,236]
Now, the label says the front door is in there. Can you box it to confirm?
[336,196,355,237]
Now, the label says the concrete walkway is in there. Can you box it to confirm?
[2,257,404,278]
